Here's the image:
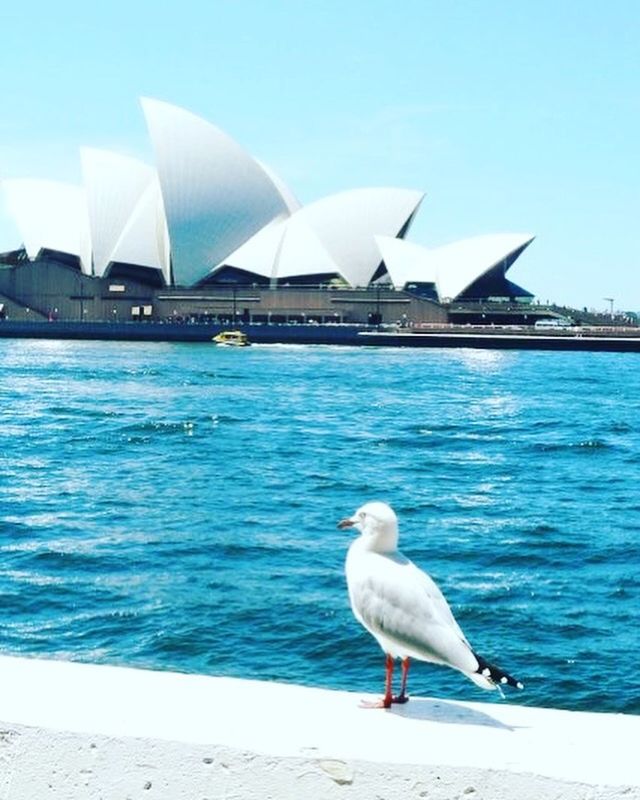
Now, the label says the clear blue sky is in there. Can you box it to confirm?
[0,0,637,310]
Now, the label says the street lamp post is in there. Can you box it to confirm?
[78,281,85,321]
[604,297,614,320]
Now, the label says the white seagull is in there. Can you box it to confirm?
[339,501,523,708]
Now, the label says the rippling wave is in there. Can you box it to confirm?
[1,340,639,714]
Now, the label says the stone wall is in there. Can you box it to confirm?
[0,656,638,800]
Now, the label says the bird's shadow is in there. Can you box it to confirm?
[389,697,517,731]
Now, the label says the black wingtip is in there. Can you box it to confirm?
[474,653,523,690]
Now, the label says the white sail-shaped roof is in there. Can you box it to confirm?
[376,233,535,300]
[256,161,301,214]
[275,217,344,281]
[375,235,437,288]
[109,177,170,282]
[432,233,535,301]
[290,188,424,287]
[81,148,156,277]
[1,179,91,274]
[212,217,287,279]
[213,188,423,286]
[214,214,344,283]
[0,192,21,253]
[142,98,290,286]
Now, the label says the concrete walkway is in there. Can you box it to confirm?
[0,655,637,799]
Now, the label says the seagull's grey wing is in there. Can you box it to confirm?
[352,554,478,673]
[408,561,470,643]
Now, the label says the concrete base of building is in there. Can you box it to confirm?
[0,656,637,799]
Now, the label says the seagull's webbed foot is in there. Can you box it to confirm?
[359,697,392,709]
[391,658,411,704]
[359,654,409,709]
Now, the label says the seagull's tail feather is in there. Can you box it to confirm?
[470,653,524,691]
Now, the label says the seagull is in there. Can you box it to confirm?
[339,501,523,708]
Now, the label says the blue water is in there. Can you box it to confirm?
[0,339,638,714]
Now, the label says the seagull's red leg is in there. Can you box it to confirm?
[383,653,394,707]
[392,657,410,704]
[359,654,394,709]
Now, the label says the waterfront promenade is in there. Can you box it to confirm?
[2,319,640,351]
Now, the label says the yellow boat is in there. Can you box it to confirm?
[212,330,251,347]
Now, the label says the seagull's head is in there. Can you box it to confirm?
[338,501,399,552]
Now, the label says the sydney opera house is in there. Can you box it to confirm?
[0,98,537,327]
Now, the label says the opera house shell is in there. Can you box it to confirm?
[0,98,534,309]
[375,233,535,302]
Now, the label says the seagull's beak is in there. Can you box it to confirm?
[337,516,355,530]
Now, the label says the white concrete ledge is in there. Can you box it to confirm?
[0,655,638,799]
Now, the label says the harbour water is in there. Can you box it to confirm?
[0,339,638,714]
